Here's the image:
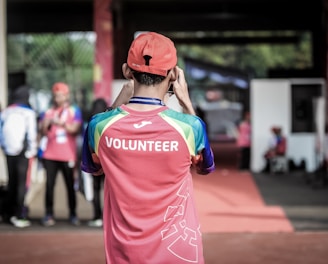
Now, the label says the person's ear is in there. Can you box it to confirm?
[122,63,134,80]
[168,66,178,82]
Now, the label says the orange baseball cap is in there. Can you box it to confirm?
[52,82,70,94]
[127,32,177,77]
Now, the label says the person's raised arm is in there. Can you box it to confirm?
[170,67,196,115]
[111,79,134,109]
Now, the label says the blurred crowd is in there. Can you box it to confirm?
[0,79,105,228]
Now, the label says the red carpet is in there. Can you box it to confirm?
[192,142,294,233]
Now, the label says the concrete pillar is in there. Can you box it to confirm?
[0,0,7,184]
[0,0,7,109]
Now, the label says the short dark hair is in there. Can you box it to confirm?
[91,98,108,116]
[132,71,166,86]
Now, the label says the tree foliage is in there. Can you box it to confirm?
[7,31,312,111]
[177,32,312,78]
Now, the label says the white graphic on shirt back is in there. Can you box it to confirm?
[168,221,198,263]
[161,224,178,240]
[160,179,200,262]
[133,121,152,128]
[163,205,184,222]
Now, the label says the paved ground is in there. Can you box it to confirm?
[253,171,328,231]
[1,142,328,263]
[1,231,328,264]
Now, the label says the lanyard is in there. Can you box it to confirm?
[128,96,165,106]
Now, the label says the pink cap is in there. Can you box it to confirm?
[52,82,70,94]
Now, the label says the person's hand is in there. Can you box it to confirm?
[111,79,134,108]
[191,154,201,164]
[171,67,196,115]
[41,118,53,134]
[51,117,64,127]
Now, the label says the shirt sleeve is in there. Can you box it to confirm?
[25,110,38,158]
[72,105,83,123]
[81,123,102,174]
[193,117,215,175]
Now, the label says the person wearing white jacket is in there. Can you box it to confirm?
[0,85,37,228]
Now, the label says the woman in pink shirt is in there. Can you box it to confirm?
[40,82,82,226]
[237,111,251,170]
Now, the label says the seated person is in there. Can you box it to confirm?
[262,126,286,172]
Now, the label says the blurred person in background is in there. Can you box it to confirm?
[262,126,287,172]
[82,98,108,227]
[237,111,251,170]
[0,85,38,228]
[40,82,82,226]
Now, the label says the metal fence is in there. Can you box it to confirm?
[7,32,95,114]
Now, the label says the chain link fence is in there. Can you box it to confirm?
[7,32,95,114]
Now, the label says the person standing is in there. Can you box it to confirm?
[40,82,82,226]
[0,85,38,228]
[237,111,251,170]
[83,98,108,227]
[81,32,215,263]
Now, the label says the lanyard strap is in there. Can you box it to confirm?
[128,96,165,106]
